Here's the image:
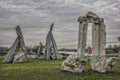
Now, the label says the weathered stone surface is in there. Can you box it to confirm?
[61,17,88,73]
[78,12,104,23]
[90,56,116,73]
[13,51,27,63]
[86,12,99,18]
[62,12,116,73]
[92,23,106,56]
[37,42,43,58]
[77,22,88,58]
[44,23,61,60]
[61,54,87,73]
[3,38,19,63]
[27,55,38,59]
[3,25,27,63]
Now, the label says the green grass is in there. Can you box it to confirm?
[0,57,120,80]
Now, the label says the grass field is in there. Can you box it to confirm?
[0,57,120,80]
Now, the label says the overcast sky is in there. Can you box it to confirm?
[0,0,120,48]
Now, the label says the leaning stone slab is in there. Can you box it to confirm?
[13,51,27,63]
[44,23,60,60]
[3,25,27,63]
[61,54,87,73]
[90,56,116,73]
[37,42,43,58]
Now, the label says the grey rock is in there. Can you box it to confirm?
[90,56,116,73]
[13,51,27,63]
[3,25,27,63]
[37,42,43,58]
[61,12,116,73]
[61,54,87,73]
[44,23,61,60]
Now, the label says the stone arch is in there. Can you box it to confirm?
[61,12,116,73]
[77,12,106,57]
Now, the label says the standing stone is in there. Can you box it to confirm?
[90,13,116,73]
[92,22,106,56]
[61,21,88,73]
[37,42,43,58]
[99,22,106,56]
[61,12,116,73]
[77,22,88,58]
[3,25,27,63]
[92,23,100,56]
[44,23,60,60]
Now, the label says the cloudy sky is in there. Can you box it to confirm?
[0,0,120,48]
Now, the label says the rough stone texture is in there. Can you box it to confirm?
[61,54,87,73]
[3,25,27,63]
[61,15,88,73]
[61,12,116,73]
[27,55,38,59]
[92,22,106,56]
[37,42,43,58]
[78,12,104,24]
[99,22,106,56]
[90,56,116,73]
[86,12,99,18]
[13,51,27,63]
[3,38,19,63]
[77,22,88,58]
[44,23,61,60]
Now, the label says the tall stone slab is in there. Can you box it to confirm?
[78,22,88,58]
[3,38,19,63]
[99,22,106,56]
[61,18,88,73]
[89,14,116,73]
[51,33,60,59]
[16,26,26,53]
[92,23,106,56]
[37,42,43,58]
[92,23,101,56]
[44,23,60,60]
[3,25,27,63]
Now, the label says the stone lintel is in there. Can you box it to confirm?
[78,16,104,23]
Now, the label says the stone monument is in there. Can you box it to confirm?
[3,25,27,63]
[61,12,116,73]
[44,23,60,60]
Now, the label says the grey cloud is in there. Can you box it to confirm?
[0,0,120,48]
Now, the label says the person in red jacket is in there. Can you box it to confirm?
[87,46,92,55]
[85,46,92,56]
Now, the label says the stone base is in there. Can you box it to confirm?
[90,56,116,73]
[61,54,87,73]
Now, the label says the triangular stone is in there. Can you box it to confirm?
[44,23,61,60]
[3,25,27,63]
